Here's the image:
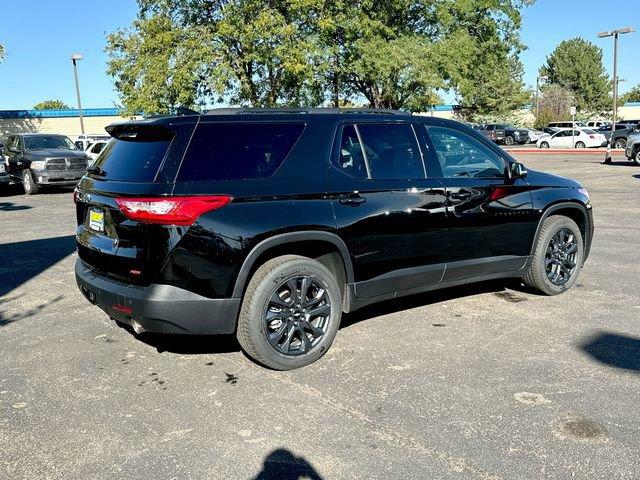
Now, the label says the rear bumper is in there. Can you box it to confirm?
[75,259,240,334]
[0,174,9,185]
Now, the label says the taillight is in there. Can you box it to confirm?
[73,188,79,204]
[115,195,231,226]
[589,135,595,139]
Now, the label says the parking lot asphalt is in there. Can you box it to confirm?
[1,153,639,479]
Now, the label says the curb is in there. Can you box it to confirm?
[503,148,625,155]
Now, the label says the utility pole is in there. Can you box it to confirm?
[71,53,85,135]
[598,27,634,163]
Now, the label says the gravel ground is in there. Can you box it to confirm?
[1,152,639,479]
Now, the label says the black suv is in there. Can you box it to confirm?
[75,109,594,370]
[4,133,89,194]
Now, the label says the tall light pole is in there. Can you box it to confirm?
[535,75,548,118]
[598,26,634,162]
[71,53,85,135]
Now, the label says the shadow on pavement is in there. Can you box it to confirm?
[0,235,76,297]
[119,321,241,354]
[125,280,527,354]
[253,449,323,480]
[0,294,64,328]
[633,174,640,180]
[580,331,640,373]
[0,201,31,211]
[601,160,636,167]
[341,279,521,329]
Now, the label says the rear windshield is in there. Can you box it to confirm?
[93,128,172,182]
[177,123,304,182]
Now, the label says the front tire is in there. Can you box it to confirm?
[540,141,549,149]
[504,135,515,146]
[523,216,584,295]
[633,149,640,166]
[22,169,39,195]
[236,255,342,370]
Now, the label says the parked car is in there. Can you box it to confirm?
[72,134,110,151]
[480,124,529,145]
[547,121,590,131]
[586,120,610,128]
[85,140,109,165]
[596,123,633,144]
[624,130,640,165]
[608,124,640,149]
[524,128,545,143]
[476,124,505,143]
[4,133,89,194]
[536,129,607,149]
[74,108,594,370]
[0,156,9,191]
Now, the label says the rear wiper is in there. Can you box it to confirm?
[87,165,107,177]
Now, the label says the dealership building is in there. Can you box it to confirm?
[1,103,639,139]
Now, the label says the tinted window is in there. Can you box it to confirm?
[178,123,304,182]
[91,142,105,154]
[93,130,171,182]
[24,135,76,151]
[335,125,368,179]
[426,126,505,178]
[357,124,424,180]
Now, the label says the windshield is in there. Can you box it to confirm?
[24,135,77,151]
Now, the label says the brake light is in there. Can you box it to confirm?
[115,195,231,226]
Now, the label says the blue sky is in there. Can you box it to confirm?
[0,0,637,109]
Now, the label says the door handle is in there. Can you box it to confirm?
[339,193,366,206]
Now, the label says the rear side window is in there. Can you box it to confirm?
[94,128,172,182]
[177,123,304,182]
[357,124,424,180]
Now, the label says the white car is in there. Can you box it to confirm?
[586,120,610,128]
[536,129,607,149]
[525,128,545,143]
[546,121,591,131]
[85,140,108,165]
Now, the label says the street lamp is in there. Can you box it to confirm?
[70,53,85,135]
[598,26,634,161]
[535,75,548,118]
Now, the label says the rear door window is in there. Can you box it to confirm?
[177,123,304,182]
[93,128,172,182]
[356,124,425,180]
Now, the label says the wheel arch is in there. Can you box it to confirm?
[531,202,590,256]
[232,231,354,302]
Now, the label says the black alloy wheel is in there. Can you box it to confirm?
[545,228,579,286]
[264,275,331,356]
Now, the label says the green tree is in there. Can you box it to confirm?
[108,0,534,114]
[33,100,70,110]
[540,38,611,112]
[0,44,5,62]
[620,84,640,104]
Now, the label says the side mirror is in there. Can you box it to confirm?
[510,162,527,180]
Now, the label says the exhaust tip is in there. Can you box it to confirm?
[131,319,145,335]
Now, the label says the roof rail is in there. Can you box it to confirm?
[204,107,410,116]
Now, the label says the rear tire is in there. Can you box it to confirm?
[22,169,39,195]
[575,141,585,149]
[523,216,584,295]
[236,255,342,370]
[614,138,627,149]
[633,149,640,166]
[540,141,549,149]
